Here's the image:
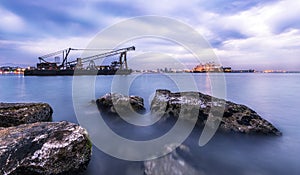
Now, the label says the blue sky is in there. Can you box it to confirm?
[0,0,299,70]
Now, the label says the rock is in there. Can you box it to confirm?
[144,144,202,175]
[151,89,281,136]
[0,121,92,175]
[0,103,53,127]
[96,93,146,115]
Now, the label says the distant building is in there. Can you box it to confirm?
[164,67,168,73]
[223,67,232,72]
[0,66,25,74]
[192,62,227,72]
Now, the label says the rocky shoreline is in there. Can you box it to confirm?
[97,89,281,136]
[0,103,53,127]
[0,89,282,174]
[150,89,281,135]
[96,93,146,115]
[144,144,200,175]
[0,103,92,175]
[95,89,282,174]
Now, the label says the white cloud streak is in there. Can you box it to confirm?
[0,6,25,33]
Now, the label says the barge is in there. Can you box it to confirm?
[24,46,135,76]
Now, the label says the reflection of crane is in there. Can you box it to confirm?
[37,46,135,70]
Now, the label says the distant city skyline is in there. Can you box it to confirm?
[1,0,300,71]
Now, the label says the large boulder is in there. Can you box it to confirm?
[0,121,92,175]
[151,89,281,135]
[96,93,146,115]
[144,144,202,175]
[0,103,53,127]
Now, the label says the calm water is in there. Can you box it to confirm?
[0,73,300,175]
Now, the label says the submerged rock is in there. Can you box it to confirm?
[96,93,146,115]
[0,121,92,175]
[0,103,53,127]
[151,89,281,136]
[144,144,202,175]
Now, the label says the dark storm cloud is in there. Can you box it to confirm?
[0,0,99,39]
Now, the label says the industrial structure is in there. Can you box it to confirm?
[192,62,254,73]
[24,46,135,76]
[192,62,231,73]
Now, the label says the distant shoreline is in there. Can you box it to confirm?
[1,70,300,75]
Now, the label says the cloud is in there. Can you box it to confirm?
[0,1,107,39]
[185,0,300,70]
[215,29,300,70]
[262,0,300,33]
[0,6,25,33]
[120,38,203,70]
[226,0,300,36]
[0,36,94,65]
[197,0,279,14]
[0,0,299,70]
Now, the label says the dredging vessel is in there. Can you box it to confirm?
[24,46,135,76]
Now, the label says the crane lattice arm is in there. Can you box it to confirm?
[79,46,135,63]
[38,48,72,64]
[69,46,135,70]
[37,46,135,70]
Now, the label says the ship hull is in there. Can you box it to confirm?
[24,69,132,76]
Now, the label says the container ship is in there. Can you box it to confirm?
[192,62,254,73]
[192,62,230,73]
[24,46,135,76]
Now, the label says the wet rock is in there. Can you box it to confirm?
[151,89,281,136]
[0,103,53,127]
[144,144,203,175]
[0,121,92,175]
[96,93,146,115]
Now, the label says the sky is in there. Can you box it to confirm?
[0,0,300,70]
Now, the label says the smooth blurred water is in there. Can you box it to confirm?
[0,73,299,175]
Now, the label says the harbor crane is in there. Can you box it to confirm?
[37,46,135,70]
[69,46,135,70]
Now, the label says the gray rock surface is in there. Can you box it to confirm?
[151,89,281,135]
[96,93,146,115]
[0,121,92,175]
[0,103,53,127]
[144,144,202,175]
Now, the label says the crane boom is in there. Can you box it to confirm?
[81,46,135,63]
[38,48,69,60]
[69,46,135,70]
[38,48,73,68]
[69,46,135,63]
[37,46,135,70]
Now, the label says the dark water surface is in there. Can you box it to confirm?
[0,73,299,175]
